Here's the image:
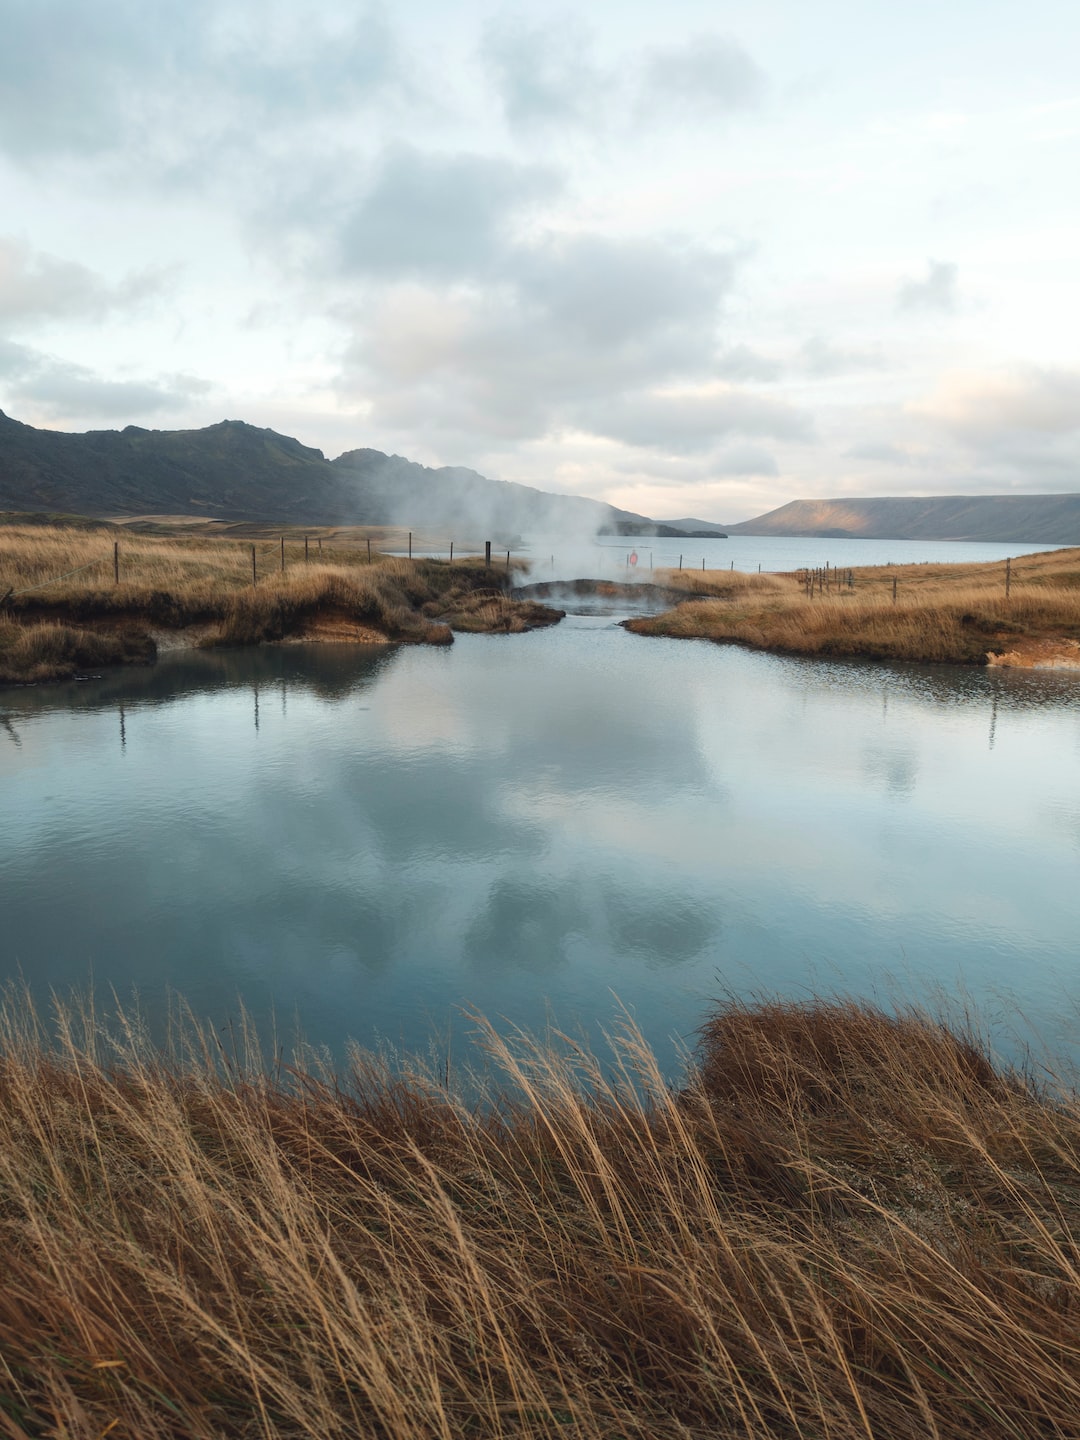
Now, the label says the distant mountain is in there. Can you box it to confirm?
[726,495,1080,544]
[658,517,731,537]
[0,411,676,538]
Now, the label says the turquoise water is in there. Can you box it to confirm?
[2,614,1079,1073]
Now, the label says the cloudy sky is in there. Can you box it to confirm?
[2,0,1078,522]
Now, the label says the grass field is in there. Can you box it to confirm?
[0,993,1077,1438]
[0,520,555,683]
[627,547,1080,665]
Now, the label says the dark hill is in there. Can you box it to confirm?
[0,411,662,537]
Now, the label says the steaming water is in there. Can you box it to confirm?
[3,604,1080,1073]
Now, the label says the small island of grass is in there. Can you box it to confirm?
[0,517,563,685]
[624,547,1080,667]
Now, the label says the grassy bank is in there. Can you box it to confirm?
[626,547,1080,665]
[1,994,1078,1438]
[0,520,559,683]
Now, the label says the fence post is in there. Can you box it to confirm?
[280,536,284,573]
[679,555,682,570]
[450,541,454,562]
[506,550,511,568]
[304,536,309,563]
[892,575,898,604]
[408,531,412,560]
[702,557,705,571]
[484,541,491,566]
[367,537,371,562]
[113,541,119,585]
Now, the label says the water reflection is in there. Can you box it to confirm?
[2,629,1080,1074]
[0,642,400,718]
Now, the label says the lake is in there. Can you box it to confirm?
[442,533,1065,579]
[3,549,1079,1074]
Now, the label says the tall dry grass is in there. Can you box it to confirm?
[0,525,553,678]
[631,550,1080,663]
[1,993,1078,1438]
[0,524,383,608]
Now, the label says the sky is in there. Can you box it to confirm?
[1,0,1078,523]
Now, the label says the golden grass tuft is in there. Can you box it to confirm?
[1,993,1079,1437]
[628,550,1080,664]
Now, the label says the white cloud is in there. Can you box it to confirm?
[480,16,606,132]
[341,233,743,448]
[0,238,162,327]
[917,367,1080,438]
[897,259,958,313]
[798,335,884,377]
[0,338,212,420]
[578,387,811,453]
[0,0,401,167]
[334,147,561,279]
[639,34,766,117]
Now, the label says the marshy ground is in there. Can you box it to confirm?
[1,993,1078,1438]
[5,515,1080,682]
[0,517,561,683]
[626,546,1080,666]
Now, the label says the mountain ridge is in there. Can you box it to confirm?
[726,494,1080,544]
[0,411,665,537]
[4,411,1079,544]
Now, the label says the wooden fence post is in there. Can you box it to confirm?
[304,536,309,563]
[485,541,491,566]
[892,575,898,604]
[450,541,454,561]
[113,542,119,585]
[280,536,285,573]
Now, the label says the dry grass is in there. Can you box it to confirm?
[628,549,1080,664]
[0,523,556,681]
[0,619,155,684]
[1,993,1079,1439]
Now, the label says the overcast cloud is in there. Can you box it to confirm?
[2,0,1078,520]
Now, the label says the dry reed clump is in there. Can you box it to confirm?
[1,993,1078,1439]
[0,618,155,684]
[628,566,1080,664]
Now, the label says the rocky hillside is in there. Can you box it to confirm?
[0,411,657,537]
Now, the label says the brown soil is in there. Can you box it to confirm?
[288,611,399,645]
[986,637,1080,668]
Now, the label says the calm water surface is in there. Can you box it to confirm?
[3,611,1080,1072]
